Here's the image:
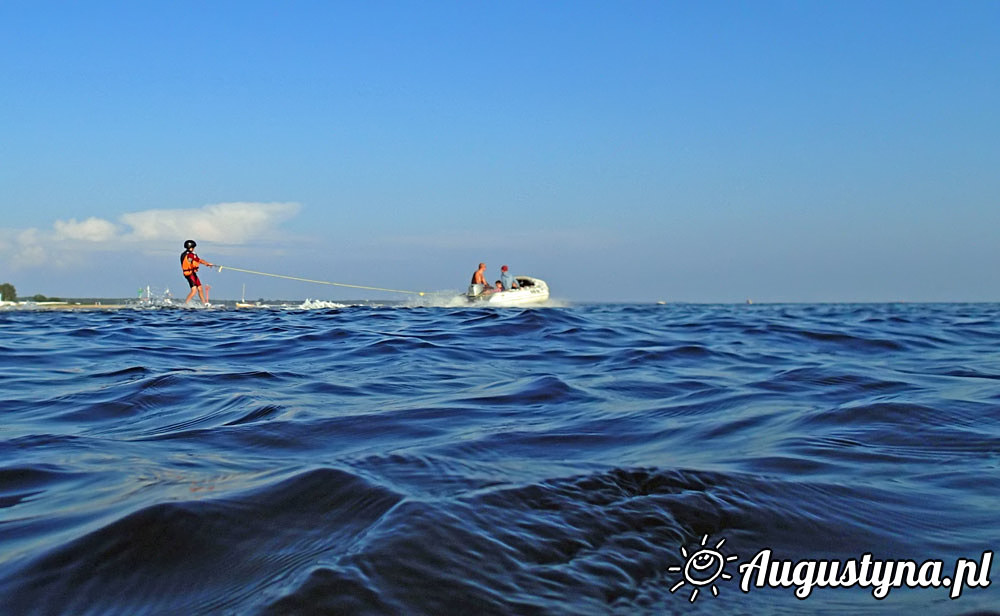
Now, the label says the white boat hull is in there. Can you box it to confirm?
[467,276,549,306]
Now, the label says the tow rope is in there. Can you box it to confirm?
[216,265,426,296]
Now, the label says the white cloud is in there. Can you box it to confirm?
[12,228,47,267]
[0,202,302,271]
[121,202,300,244]
[53,217,121,241]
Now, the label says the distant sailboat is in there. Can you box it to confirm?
[236,284,255,308]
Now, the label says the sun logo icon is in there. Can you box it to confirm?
[668,534,738,603]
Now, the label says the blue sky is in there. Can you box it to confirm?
[2,1,997,302]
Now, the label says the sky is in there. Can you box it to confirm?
[1,1,998,303]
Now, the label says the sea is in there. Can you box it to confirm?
[1,301,997,615]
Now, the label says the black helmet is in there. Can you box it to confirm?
[184,239,197,250]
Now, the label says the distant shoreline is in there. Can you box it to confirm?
[0,301,127,310]
[0,297,397,310]
[3,298,999,310]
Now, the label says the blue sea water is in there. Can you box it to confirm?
[1,302,997,615]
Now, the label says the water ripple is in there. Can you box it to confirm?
[1,303,998,613]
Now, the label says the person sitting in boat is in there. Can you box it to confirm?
[468,262,488,296]
[500,265,519,290]
[493,280,504,293]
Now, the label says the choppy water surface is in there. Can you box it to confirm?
[1,303,997,614]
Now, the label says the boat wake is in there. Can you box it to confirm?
[297,299,350,310]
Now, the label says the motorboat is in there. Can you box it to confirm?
[467,276,549,306]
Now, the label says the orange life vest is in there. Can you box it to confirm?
[181,251,201,276]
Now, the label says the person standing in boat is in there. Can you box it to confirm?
[469,262,488,296]
[500,265,519,290]
[180,239,215,305]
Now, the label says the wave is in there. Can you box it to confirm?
[2,303,999,613]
